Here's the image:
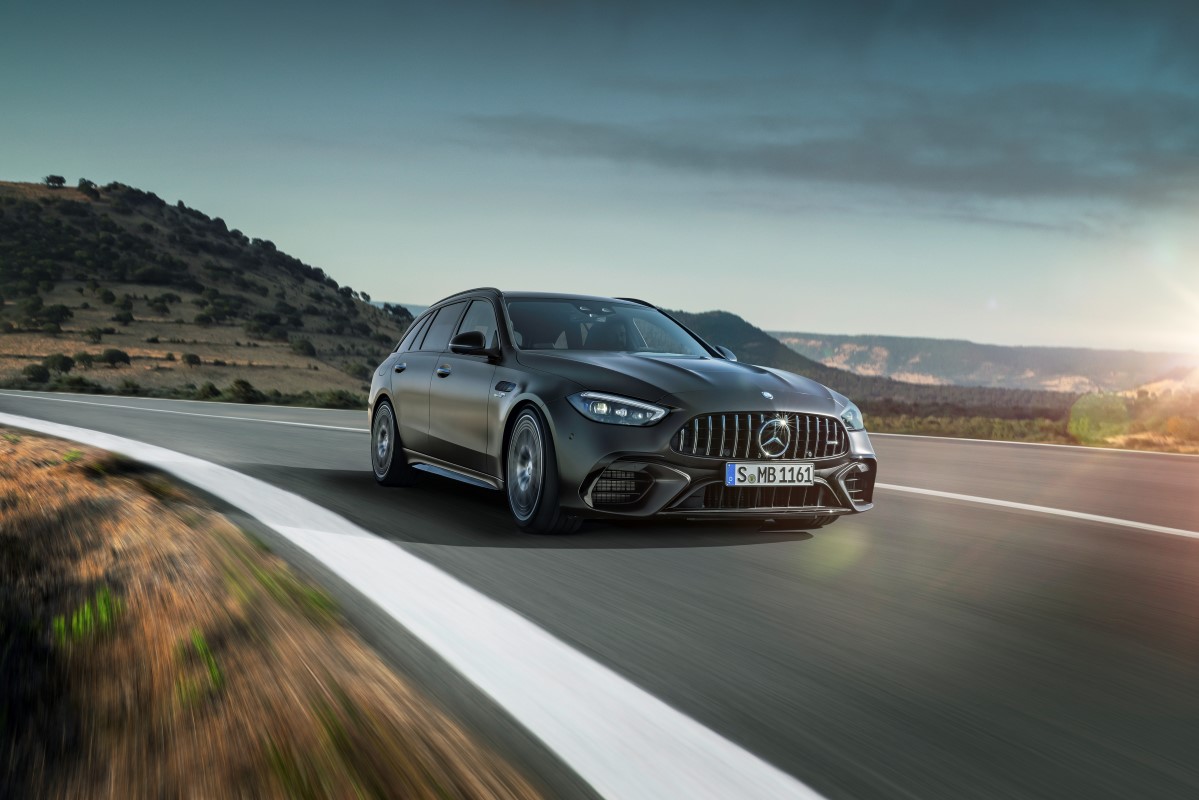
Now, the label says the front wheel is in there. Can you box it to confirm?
[506,407,580,534]
[371,400,417,486]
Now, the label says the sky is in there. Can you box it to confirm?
[3,0,1198,352]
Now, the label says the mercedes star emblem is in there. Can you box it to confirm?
[757,418,791,458]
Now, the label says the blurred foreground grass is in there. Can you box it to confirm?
[0,427,540,799]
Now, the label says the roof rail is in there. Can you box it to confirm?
[442,286,501,300]
[615,296,654,307]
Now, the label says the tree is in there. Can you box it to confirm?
[111,310,134,326]
[77,178,99,200]
[182,353,202,367]
[43,353,75,373]
[22,364,50,383]
[84,327,104,343]
[100,289,116,304]
[101,348,131,367]
[44,175,66,189]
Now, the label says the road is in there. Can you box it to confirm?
[3,389,1199,799]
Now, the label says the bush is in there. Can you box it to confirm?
[22,363,51,383]
[1068,393,1130,444]
[194,313,214,327]
[73,352,95,369]
[165,352,176,362]
[290,338,316,357]
[43,353,75,373]
[84,327,104,343]
[195,382,220,399]
[182,353,201,367]
[100,289,116,304]
[101,348,131,367]
[227,379,264,404]
[112,310,135,326]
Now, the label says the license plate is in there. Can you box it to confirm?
[725,462,814,487]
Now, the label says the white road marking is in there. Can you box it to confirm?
[876,483,1199,540]
[872,431,1199,459]
[0,411,824,800]
[0,391,366,433]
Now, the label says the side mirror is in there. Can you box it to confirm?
[716,345,737,362]
[449,330,490,356]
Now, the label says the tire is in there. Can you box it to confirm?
[371,400,417,487]
[505,407,580,534]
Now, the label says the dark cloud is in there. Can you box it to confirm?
[465,82,1199,211]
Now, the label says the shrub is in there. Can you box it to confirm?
[182,353,201,367]
[84,327,104,343]
[290,338,316,357]
[195,382,220,399]
[227,379,264,404]
[43,353,75,373]
[101,348,131,367]
[112,310,134,325]
[73,352,95,369]
[165,352,176,361]
[194,313,214,327]
[100,289,116,304]
[22,363,51,382]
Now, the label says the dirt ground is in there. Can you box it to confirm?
[0,427,541,799]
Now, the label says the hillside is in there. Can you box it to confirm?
[771,330,1196,392]
[0,180,413,405]
[674,311,1078,419]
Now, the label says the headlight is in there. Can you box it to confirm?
[568,392,667,426]
[840,401,865,431]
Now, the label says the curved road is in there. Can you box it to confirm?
[3,389,1199,799]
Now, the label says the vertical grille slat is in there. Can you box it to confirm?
[673,412,850,460]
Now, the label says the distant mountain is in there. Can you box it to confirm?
[769,331,1197,393]
[672,310,1078,419]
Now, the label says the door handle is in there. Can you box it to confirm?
[435,365,452,377]
[393,362,407,373]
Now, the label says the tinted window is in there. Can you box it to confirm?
[396,314,431,352]
[456,300,500,348]
[418,301,466,352]
[505,299,709,357]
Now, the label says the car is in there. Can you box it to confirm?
[369,288,877,533]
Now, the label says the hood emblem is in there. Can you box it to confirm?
[757,418,791,459]
[761,391,773,400]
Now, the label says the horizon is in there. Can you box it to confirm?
[4,1,1197,353]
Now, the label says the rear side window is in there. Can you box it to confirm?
[456,299,500,348]
[396,314,431,352]
[418,301,467,352]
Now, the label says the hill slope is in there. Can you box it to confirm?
[771,330,1196,392]
[0,180,412,404]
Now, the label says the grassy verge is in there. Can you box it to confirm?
[0,428,539,799]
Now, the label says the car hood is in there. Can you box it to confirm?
[516,351,838,413]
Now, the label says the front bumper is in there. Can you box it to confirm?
[544,399,877,520]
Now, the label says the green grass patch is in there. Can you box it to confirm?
[2,432,20,444]
[53,586,124,645]
[62,449,83,463]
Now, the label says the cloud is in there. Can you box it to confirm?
[464,82,1199,211]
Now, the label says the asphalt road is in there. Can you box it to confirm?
[4,389,1199,799]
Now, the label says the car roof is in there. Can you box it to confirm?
[430,289,653,307]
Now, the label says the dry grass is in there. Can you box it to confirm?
[0,429,541,799]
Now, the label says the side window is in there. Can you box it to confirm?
[396,314,431,353]
[418,301,467,352]
[456,300,499,348]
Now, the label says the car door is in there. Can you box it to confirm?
[391,302,465,456]
[425,298,499,475]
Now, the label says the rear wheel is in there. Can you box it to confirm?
[506,407,580,534]
[371,400,417,486]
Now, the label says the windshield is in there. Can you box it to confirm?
[505,299,710,357]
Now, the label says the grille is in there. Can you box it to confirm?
[671,412,849,460]
[590,468,653,507]
[698,482,843,511]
